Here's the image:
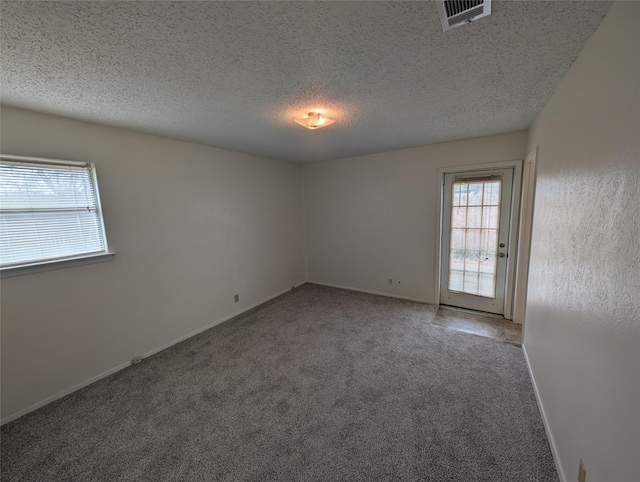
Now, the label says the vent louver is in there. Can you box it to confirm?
[436,0,492,32]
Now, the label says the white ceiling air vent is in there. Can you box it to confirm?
[436,0,492,32]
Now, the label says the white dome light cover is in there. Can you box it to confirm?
[294,112,335,130]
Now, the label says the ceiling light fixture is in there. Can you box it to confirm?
[294,112,335,130]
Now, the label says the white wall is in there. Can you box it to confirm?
[303,132,527,303]
[524,2,639,481]
[0,105,306,422]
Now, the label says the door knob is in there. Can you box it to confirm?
[498,252,506,258]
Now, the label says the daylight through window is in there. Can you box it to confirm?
[0,155,109,268]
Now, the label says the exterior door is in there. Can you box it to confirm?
[440,168,514,314]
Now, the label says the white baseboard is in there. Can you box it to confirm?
[0,361,132,426]
[522,344,566,482]
[139,282,306,361]
[1,282,305,426]
[308,280,434,304]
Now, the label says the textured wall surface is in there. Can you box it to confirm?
[524,2,639,481]
[0,105,306,422]
[1,1,609,162]
[303,131,526,303]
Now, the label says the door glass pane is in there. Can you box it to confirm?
[448,179,502,298]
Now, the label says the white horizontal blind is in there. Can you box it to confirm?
[0,156,108,267]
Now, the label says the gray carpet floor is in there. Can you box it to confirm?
[1,284,558,481]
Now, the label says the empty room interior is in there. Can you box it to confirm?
[0,1,638,481]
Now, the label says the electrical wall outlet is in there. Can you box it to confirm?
[578,458,586,482]
[234,294,240,303]
[389,278,393,285]
[131,355,142,365]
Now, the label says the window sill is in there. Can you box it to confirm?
[1,252,116,279]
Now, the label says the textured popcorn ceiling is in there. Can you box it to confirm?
[1,1,610,163]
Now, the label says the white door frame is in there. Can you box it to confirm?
[512,147,538,324]
[435,159,523,319]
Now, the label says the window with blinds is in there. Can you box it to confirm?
[0,155,109,268]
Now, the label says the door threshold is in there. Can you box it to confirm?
[438,304,506,320]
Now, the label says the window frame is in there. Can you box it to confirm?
[0,154,114,277]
